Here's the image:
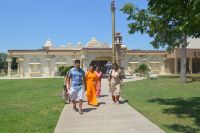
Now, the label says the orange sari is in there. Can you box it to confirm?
[86,71,98,106]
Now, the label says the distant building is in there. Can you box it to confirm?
[7,37,200,77]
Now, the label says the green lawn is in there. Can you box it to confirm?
[0,78,64,133]
[122,78,200,133]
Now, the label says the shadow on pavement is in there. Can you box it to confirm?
[98,102,106,106]
[120,100,129,104]
[82,108,97,112]
[99,95,109,98]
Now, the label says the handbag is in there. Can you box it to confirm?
[61,85,70,104]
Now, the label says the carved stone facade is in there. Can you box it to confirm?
[7,37,200,77]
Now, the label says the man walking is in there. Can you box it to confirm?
[67,60,86,115]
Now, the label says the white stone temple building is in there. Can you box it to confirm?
[7,37,200,78]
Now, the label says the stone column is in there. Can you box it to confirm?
[120,58,125,75]
[46,59,51,77]
[7,58,12,77]
[174,58,178,74]
[162,61,166,74]
[161,58,166,74]
[18,58,24,77]
[115,44,121,67]
[80,54,86,69]
[80,59,83,69]
[49,60,51,77]
[83,60,89,72]
[17,61,20,76]
[20,62,23,77]
[189,58,193,74]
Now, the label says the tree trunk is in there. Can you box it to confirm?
[180,36,187,83]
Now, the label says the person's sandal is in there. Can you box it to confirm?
[116,101,120,105]
[79,110,84,115]
[73,107,78,112]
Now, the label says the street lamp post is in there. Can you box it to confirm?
[111,0,116,63]
[114,32,122,67]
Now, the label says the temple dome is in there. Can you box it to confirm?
[77,42,83,48]
[44,39,53,47]
[60,45,65,48]
[87,37,100,47]
[66,43,73,48]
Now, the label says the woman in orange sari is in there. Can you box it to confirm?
[86,64,98,106]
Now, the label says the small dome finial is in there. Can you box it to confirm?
[44,39,53,47]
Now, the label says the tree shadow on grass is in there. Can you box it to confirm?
[166,124,199,133]
[148,97,200,133]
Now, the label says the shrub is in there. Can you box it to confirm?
[135,63,150,74]
[58,66,73,76]
[187,74,200,82]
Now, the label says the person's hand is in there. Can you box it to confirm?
[84,85,87,92]
[67,88,70,95]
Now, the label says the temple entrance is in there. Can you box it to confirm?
[90,56,112,74]
[90,60,108,74]
[193,58,200,73]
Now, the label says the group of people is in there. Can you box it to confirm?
[65,59,123,115]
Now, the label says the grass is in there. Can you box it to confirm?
[122,78,200,133]
[0,78,64,133]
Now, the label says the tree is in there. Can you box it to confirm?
[58,65,74,76]
[0,53,18,73]
[0,53,7,72]
[121,0,200,83]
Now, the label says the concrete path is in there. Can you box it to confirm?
[54,77,165,133]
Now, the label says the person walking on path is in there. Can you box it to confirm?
[67,60,86,115]
[95,66,102,97]
[108,63,123,105]
[86,64,98,106]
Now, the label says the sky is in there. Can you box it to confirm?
[0,0,157,53]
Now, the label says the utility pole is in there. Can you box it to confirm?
[111,0,116,63]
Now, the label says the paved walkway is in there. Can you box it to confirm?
[54,77,165,133]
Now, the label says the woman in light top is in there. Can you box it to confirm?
[108,63,123,105]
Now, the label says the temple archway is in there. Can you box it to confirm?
[90,56,112,74]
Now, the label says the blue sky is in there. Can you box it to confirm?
[0,0,156,52]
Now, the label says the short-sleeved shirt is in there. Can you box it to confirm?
[68,67,85,88]
[109,69,121,84]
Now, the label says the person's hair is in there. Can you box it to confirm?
[112,63,118,69]
[96,66,99,70]
[89,64,94,68]
[75,59,80,64]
